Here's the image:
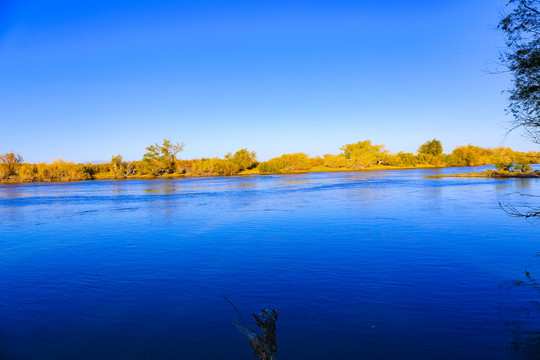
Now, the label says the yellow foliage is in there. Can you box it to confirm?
[0,164,10,179]
[191,158,240,176]
[258,153,311,173]
[31,159,91,182]
[341,140,388,168]
[3,140,540,184]
[17,164,37,182]
[309,156,325,167]
[386,152,418,167]
[323,154,349,168]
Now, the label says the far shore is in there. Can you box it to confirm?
[0,164,523,185]
[2,140,538,185]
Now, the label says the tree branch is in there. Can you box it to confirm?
[233,308,278,360]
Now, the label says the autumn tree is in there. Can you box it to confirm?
[143,139,184,175]
[450,144,490,166]
[225,148,257,171]
[111,155,123,173]
[418,139,443,156]
[341,140,388,168]
[110,154,134,178]
[0,152,23,175]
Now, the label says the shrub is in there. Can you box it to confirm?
[0,164,10,180]
[323,154,349,168]
[258,153,311,173]
[225,149,258,171]
[387,152,418,167]
[192,158,240,176]
[309,156,325,167]
[341,140,388,168]
[17,164,37,182]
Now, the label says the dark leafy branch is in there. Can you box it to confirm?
[499,0,540,143]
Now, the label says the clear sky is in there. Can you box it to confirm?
[0,0,537,163]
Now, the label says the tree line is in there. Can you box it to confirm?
[0,139,538,183]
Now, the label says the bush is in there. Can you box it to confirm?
[0,164,10,180]
[257,160,281,173]
[191,158,240,176]
[258,153,311,173]
[175,159,195,174]
[341,140,388,168]
[309,156,325,167]
[17,164,37,182]
[323,154,349,168]
[225,149,258,171]
[32,160,91,182]
[386,152,418,167]
[416,153,445,166]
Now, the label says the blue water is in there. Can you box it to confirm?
[1,166,540,359]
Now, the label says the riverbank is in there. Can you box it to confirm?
[2,141,538,184]
[0,164,449,184]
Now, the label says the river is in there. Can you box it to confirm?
[1,166,539,359]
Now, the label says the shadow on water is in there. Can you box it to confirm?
[500,271,540,359]
[499,182,540,359]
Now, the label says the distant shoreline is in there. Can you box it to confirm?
[2,140,539,185]
[0,165,525,185]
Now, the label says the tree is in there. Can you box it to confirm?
[499,0,540,143]
[0,151,23,175]
[110,154,134,178]
[497,1,540,219]
[143,139,184,175]
[449,144,488,166]
[111,154,123,173]
[225,148,257,171]
[418,139,443,156]
[341,140,388,168]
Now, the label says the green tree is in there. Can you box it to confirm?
[418,139,443,156]
[499,0,540,142]
[143,139,185,175]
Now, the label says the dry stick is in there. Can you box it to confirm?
[223,295,246,323]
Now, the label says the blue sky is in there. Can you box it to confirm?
[0,0,535,163]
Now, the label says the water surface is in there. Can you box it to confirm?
[1,167,540,359]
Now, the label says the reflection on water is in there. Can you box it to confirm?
[499,274,540,359]
[0,166,539,360]
[516,179,533,192]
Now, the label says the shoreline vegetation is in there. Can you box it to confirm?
[427,170,540,179]
[1,139,539,184]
